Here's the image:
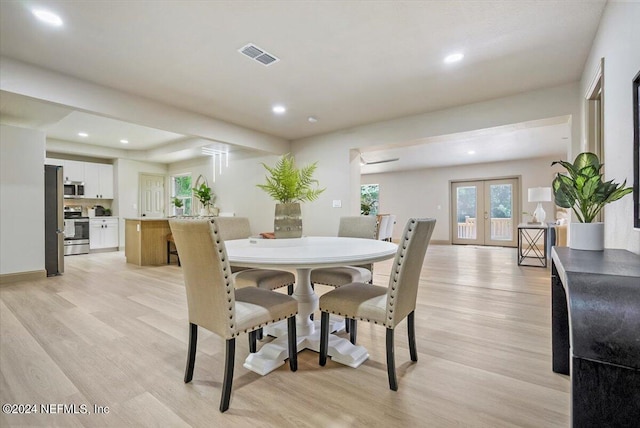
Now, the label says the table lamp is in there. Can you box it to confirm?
[528,187,552,224]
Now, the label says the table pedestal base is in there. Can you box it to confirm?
[243,317,369,375]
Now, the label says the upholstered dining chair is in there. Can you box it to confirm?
[318,218,436,391]
[384,214,396,242]
[216,216,295,296]
[169,218,298,412]
[310,216,377,328]
[310,216,378,288]
[377,215,390,240]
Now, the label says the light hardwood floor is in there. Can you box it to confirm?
[0,245,569,427]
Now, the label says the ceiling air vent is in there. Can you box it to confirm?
[238,43,280,66]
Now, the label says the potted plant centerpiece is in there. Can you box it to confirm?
[172,197,184,216]
[192,182,216,216]
[257,153,325,238]
[551,152,632,250]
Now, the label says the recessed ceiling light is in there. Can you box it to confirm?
[308,116,318,123]
[444,53,464,64]
[32,9,63,27]
[78,132,88,137]
[468,150,476,155]
[272,105,286,114]
[120,139,129,144]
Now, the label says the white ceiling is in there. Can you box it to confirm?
[0,1,604,167]
[360,117,571,174]
[45,111,186,150]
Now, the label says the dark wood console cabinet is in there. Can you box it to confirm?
[551,247,640,427]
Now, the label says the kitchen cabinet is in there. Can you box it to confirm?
[45,157,64,166]
[84,164,114,199]
[90,217,119,250]
[45,158,114,199]
[62,160,85,182]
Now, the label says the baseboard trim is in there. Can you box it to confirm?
[0,270,47,286]
[90,247,118,254]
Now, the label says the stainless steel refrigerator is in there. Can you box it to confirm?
[45,164,64,276]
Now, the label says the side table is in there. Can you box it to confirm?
[517,223,548,267]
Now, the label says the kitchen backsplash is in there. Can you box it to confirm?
[64,199,113,216]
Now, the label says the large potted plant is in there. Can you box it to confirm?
[192,182,217,216]
[551,152,632,250]
[257,153,325,238]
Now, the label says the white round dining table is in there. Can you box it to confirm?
[225,236,398,375]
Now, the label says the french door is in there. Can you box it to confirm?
[451,178,519,247]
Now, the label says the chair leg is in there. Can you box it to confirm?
[257,328,263,341]
[287,316,298,371]
[386,328,398,391]
[345,316,349,333]
[249,330,257,353]
[184,323,197,383]
[167,241,171,264]
[408,311,418,362]
[349,319,357,345]
[287,284,294,295]
[220,338,235,413]
[319,312,330,366]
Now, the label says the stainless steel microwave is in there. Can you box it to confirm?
[63,181,85,198]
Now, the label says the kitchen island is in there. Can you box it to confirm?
[124,218,172,266]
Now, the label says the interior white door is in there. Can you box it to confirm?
[140,174,165,218]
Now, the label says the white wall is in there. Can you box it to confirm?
[168,152,288,236]
[0,125,46,275]
[113,158,167,247]
[362,156,564,242]
[580,2,640,253]
[291,138,361,236]
[292,83,581,236]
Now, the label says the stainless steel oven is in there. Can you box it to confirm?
[63,211,90,255]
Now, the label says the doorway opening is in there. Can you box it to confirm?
[451,178,519,247]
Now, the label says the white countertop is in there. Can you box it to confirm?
[124,217,170,221]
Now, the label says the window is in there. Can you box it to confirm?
[171,174,192,216]
[360,184,379,216]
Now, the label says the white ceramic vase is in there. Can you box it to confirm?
[569,222,604,251]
